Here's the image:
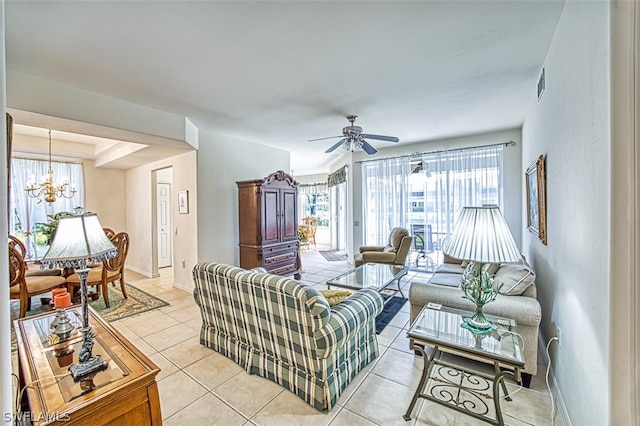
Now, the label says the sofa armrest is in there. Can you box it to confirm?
[314,288,384,358]
[360,251,397,263]
[359,245,385,253]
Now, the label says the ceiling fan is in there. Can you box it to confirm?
[308,115,399,155]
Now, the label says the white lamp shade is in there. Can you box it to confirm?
[41,213,117,269]
[443,206,521,263]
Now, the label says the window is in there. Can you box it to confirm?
[10,158,85,259]
[298,183,329,227]
[362,145,504,251]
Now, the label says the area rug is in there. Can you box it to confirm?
[376,296,408,334]
[10,283,169,352]
[319,250,349,262]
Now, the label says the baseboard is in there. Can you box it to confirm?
[538,334,572,426]
[172,281,193,293]
[126,265,160,279]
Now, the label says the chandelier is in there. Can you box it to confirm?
[25,129,77,203]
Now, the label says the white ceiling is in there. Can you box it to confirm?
[5,1,565,174]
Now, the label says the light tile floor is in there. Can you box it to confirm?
[22,250,561,425]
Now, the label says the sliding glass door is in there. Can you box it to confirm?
[362,145,504,262]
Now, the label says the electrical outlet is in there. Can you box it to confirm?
[557,326,561,347]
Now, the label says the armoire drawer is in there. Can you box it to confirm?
[267,262,298,277]
[263,247,297,265]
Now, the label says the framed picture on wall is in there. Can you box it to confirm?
[177,190,189,214]
[525,155,547,245]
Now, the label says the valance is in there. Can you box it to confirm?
[327,165,348,187]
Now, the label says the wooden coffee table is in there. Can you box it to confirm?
[14,306,162,425]
[404,304,524,425]
[326,262,408,300]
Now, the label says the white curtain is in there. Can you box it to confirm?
[417,145,503,249]
[298,182,328,221]
[361,156,412,245]
[362,145,503,250]
[10,158,85,259]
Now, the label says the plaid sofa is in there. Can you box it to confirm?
[192,262,384,411]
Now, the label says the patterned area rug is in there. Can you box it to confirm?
[11,283,169,352]
[376,296,407,334]
[319,250,349,262]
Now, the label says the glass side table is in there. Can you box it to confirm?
[326,262,408,299]
[404,304,525,426]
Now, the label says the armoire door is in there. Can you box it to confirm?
[262,188,281,244]
[281,188,298,242]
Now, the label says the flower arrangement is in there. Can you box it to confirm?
[460,266,503,332]
[460,269,502,308]
[297,227,308,243]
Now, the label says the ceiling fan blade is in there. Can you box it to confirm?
[325,138,347,153]
[308,135,343,142]
[361,134,399,143]
[361,140,378,155]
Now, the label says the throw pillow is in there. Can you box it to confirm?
[319,289,353,306]
[462,261,483,276]
[495,261,536,295]
[482,263,501,276]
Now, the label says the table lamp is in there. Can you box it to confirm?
[41,210,117,382]
[443,206,521,332]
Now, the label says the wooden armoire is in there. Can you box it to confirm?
[236,170,301,279]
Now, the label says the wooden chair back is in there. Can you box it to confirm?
[9,235,26,258]
[103,228,116,240]
[301,217,318,247]
[8,245,25,290]
[104,232,129,273]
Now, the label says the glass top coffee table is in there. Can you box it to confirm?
[326,263,408,299]
[404,304,524,426]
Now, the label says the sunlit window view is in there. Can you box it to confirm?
[362,145,503,269]
[9,158,84,260]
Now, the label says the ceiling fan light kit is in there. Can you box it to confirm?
[309,115,399,155]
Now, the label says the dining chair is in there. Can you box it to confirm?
[9,234,63,277]
[301,217,318,249]
[103,228,116,239]
[66,232,130,308]
[9,244,67,318]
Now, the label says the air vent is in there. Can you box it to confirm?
[537,68,545,101]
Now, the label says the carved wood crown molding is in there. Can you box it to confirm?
[262,170,298,188]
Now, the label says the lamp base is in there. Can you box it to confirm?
[461,310,497,334]
[69,355,108,383]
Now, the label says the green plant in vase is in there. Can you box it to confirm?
[38,211,74,246]
[460,266,503,333]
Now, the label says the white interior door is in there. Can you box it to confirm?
[157,183,172,268]
[331,182,347,252]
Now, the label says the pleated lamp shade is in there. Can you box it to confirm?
[41,212,117,269]
[443,206,521,263]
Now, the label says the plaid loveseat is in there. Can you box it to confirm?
[192,262,384,411]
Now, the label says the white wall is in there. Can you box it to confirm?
[7,71,189,145]
[83,159,127,232]
[521,2,610,425]
[197,131,289,266]
[126,150,198,290]
[349,128,523,252]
